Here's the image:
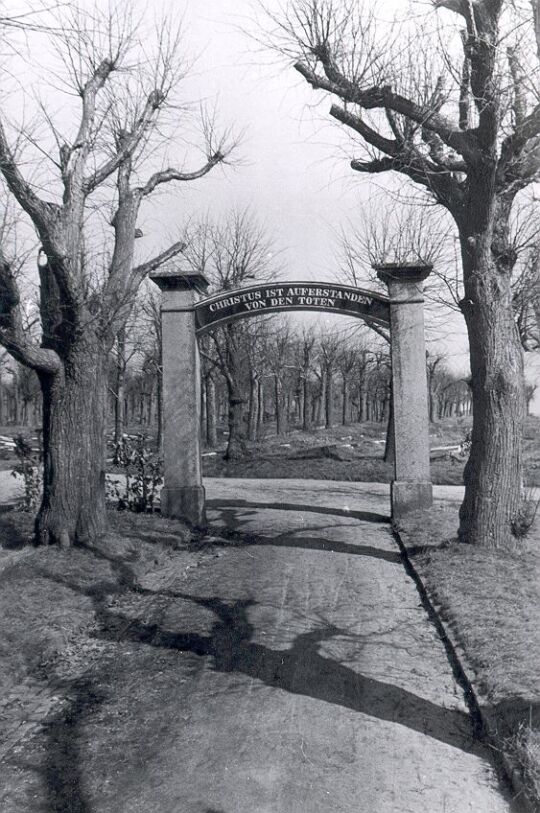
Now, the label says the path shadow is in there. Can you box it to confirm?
[0,511,31,550]
[90,589,483,756]
[206,498,389,525]
[29,548,519,809]
[40,678,105,813]
[249,533,402,564]
[207,505,401,564]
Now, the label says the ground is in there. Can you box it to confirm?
[2,417,540,486]
[0,477,522,813]
[395,504,540,808]
[1,418,540,810]
[201,417,540,487]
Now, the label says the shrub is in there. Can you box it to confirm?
[512,489,540,539]
[108,433,163,513]
[11,434,42,511]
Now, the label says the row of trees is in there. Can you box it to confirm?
[266,0,540,547]
[1,0,540,550]
[1,322,475,443]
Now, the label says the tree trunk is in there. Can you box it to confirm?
[428,379,437,424]
[315,373,325,426]
[113,329,126,456]
[275,376,288,435]
[225,381,248,460]
[247,373,258,441]
[325,372,333,428]
[298,385,305,429]
[257,379,264,436]
[302,378,310,430]
[383,390,395,465]
[156,351,163,454]
[458,239,525,547]
[36,343,107,547]
[206,374,218,447]
[342,378,349,425]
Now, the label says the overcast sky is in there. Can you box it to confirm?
[171,0,540,401]
[164,0,473,362]
[177,0,371,280]
[8,0,540,397]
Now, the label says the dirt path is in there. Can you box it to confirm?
[0,478,515,812]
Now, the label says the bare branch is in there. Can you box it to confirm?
[132,240,186,281]
[294,60,477,161]
[0,248,61,374]
[140,154,224,198]
[84,89,165,193]
[329,104,397,155]
[0,117,57,234]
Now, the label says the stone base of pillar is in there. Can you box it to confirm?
[160,486,206,526]
[391,481,433,519]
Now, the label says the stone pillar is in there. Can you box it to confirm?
[376,264,433,518]
[150,269,209,526]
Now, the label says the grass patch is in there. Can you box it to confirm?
[396,505,540,809]
[201,417,540,487]
[0,509,197,704]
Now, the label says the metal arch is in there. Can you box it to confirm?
[193,281,390,335]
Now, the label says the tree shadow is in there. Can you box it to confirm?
[91,589,485,756]
[0,509,32,549]
[206,498,389,525]
[249,529,402,564]
[206,506,400,564]
[39,678,106,813]
[29,549,518,809]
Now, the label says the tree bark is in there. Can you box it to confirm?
[458,233,525,547]
[315,373,325,426]
[383,391,395,465]
[342,378,349,425]
[302,379,311,430]
[113,327,126,454]
[257,379,264,437]
[206,373,218,447]
[200,377,207,443]
[247,373,259,441]
[225,381,248,460]
[428,384,437,423]
[36,341,107,547]
[325,372,334,428]
[275,376,288,435]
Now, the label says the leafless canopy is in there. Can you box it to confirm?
[0,1,235,374]
[264,0,540,218]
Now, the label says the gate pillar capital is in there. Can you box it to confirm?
[375,263,433,519]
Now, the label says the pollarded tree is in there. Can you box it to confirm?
[183,211,278,459]
[318,330,341,428]
[269,0,540,546]
[0,6,232,546]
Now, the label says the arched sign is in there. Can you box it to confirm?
[195,281,390,334]
[150,264,433,527]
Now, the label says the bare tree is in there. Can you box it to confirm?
[513,245,540,350]
[0,5,232,545]
[318,330,340,428]
[138,285,163,449]
[294,325,316,430]
[265,319,297,435]
[186,211,279,459]
[426,352,447,424]
[268,0,540,546]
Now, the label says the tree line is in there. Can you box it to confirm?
[1,0,540,550]
[0,314,474,456]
